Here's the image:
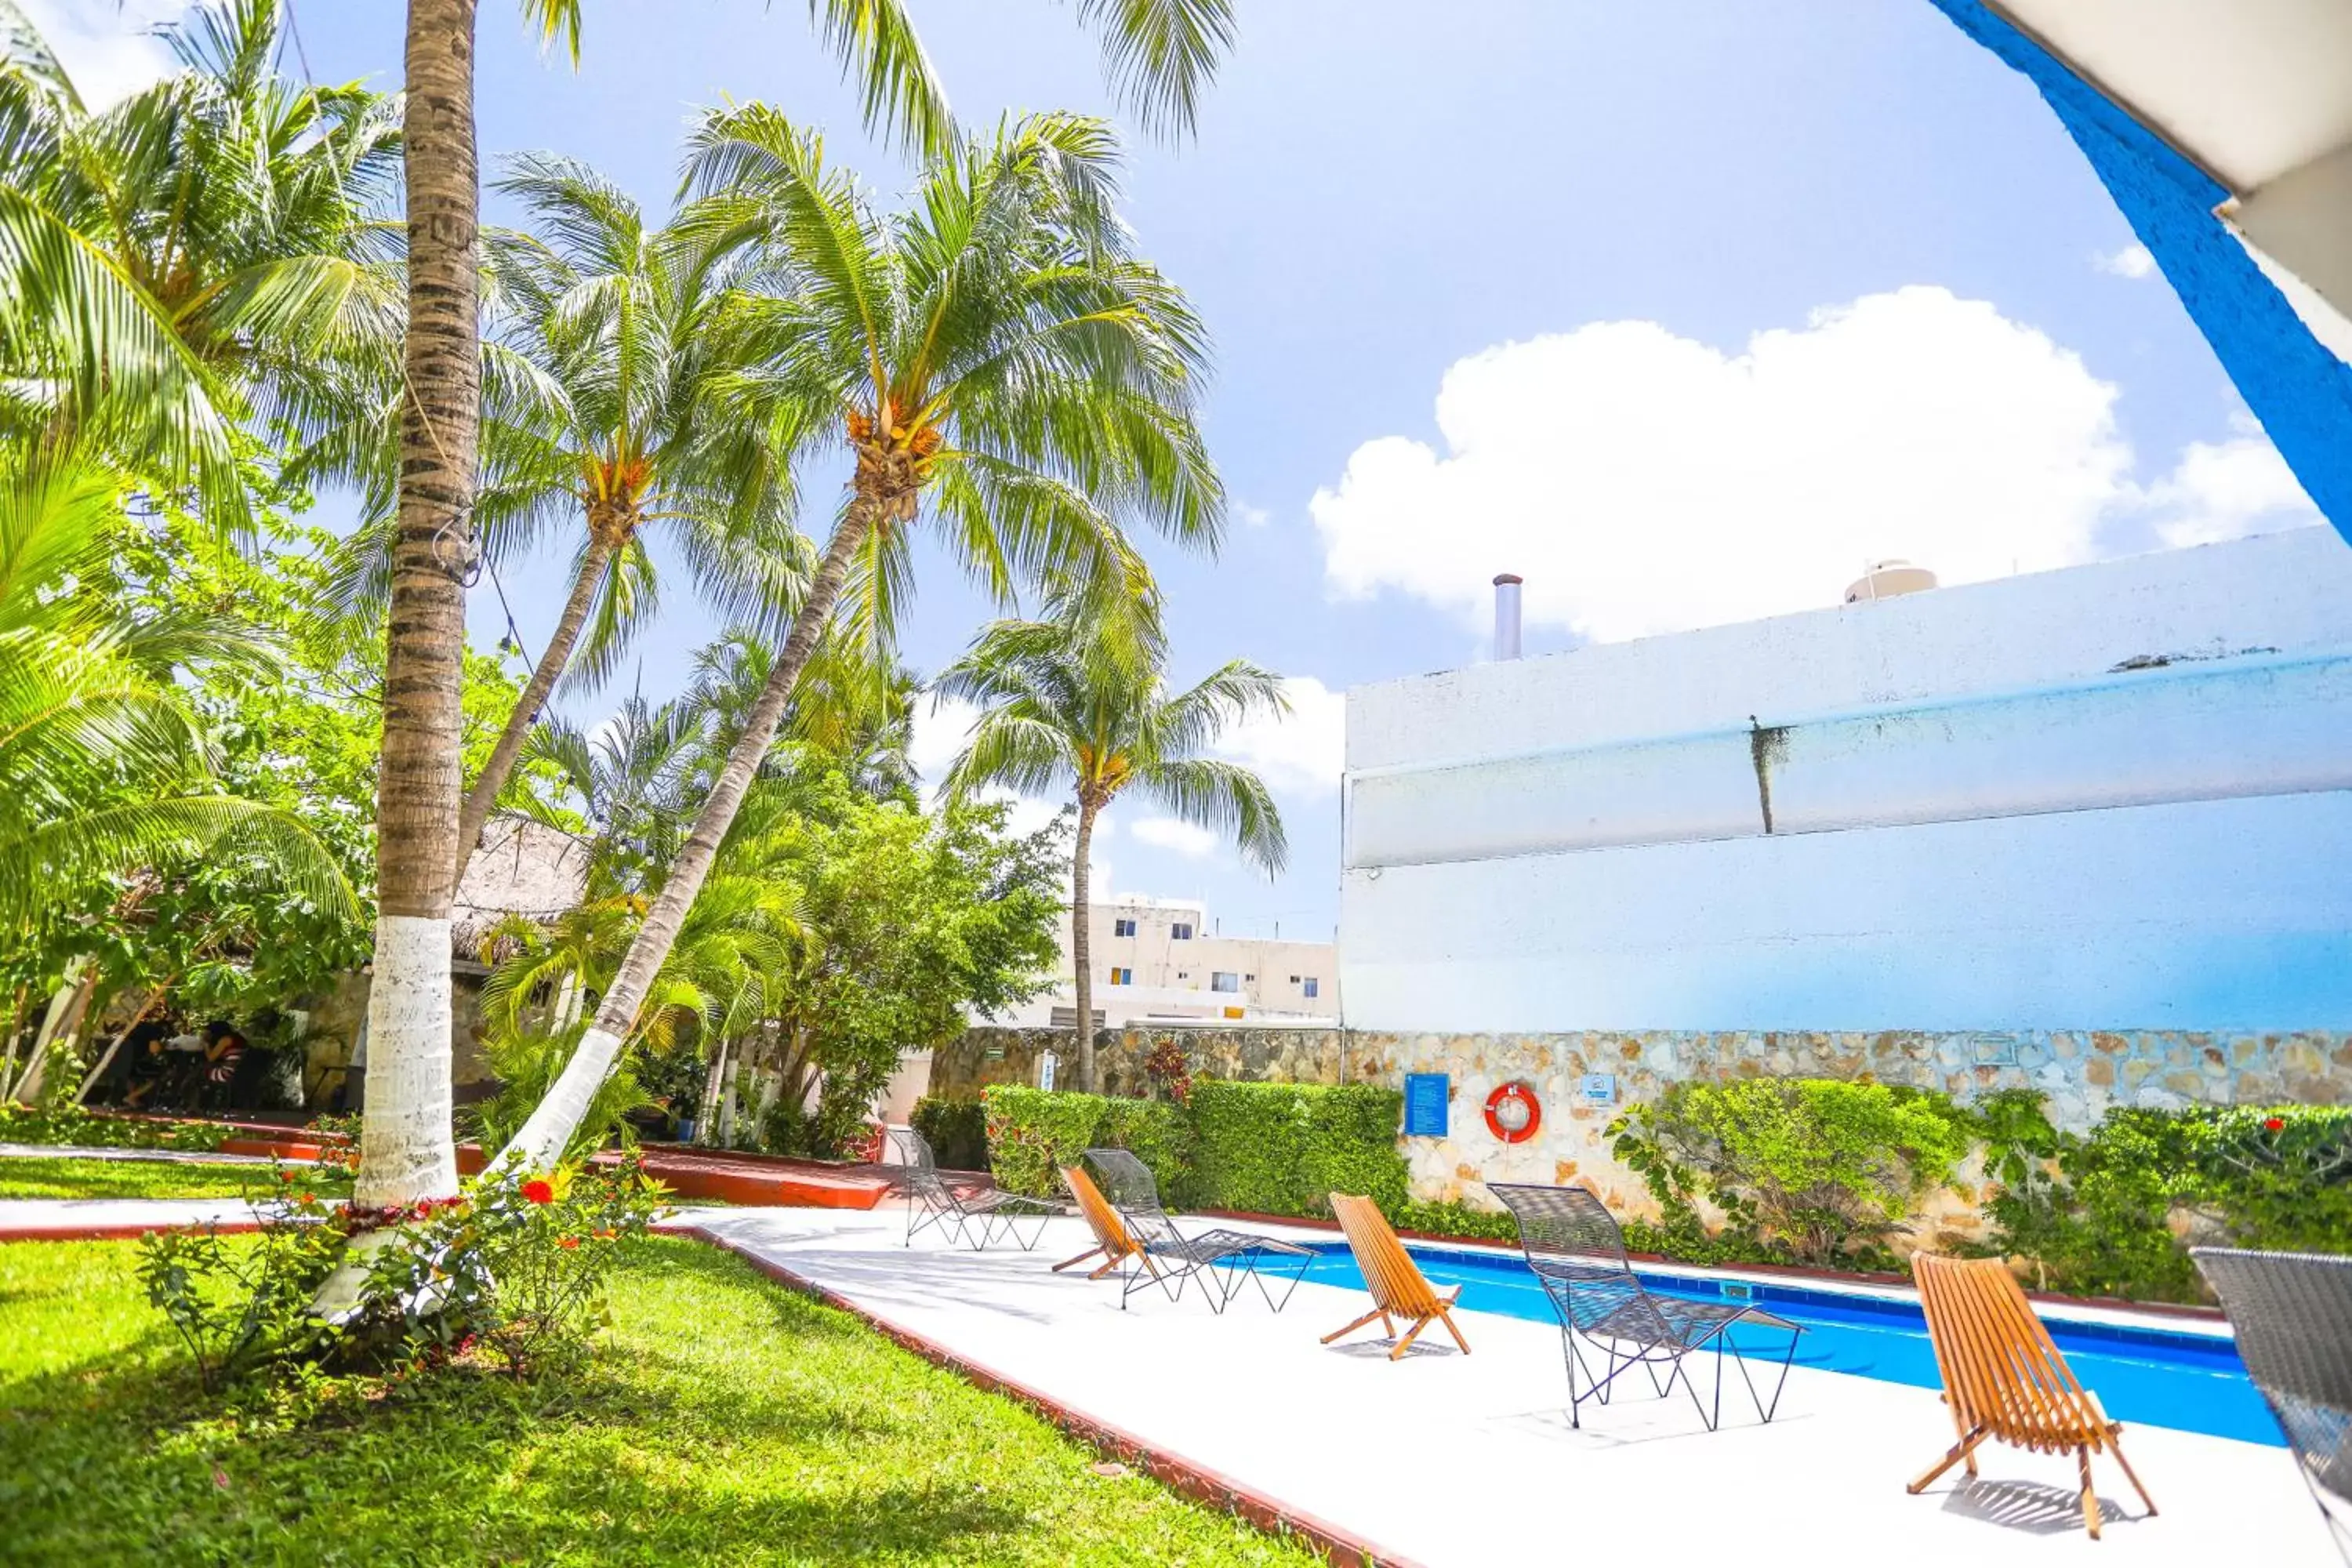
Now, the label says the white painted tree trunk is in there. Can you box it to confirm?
[354,916,459,1205]
[13,962,92,1103]
[500,1025,624,1169]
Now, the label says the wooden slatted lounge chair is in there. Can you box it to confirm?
[1055,1163,1165,1305]
[1320,1192,1471,1359]
[2192,1247,2352,1557]
[887,1127,1055,1252]
[1909,1251,2158,1539]
[1490,1181,1802,1431]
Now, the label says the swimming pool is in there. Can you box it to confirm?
[1294,1241,2282,1446]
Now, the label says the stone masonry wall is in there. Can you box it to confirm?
[936,1024,2352,1238]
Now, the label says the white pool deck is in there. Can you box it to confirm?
[673,1204,2336,1568]
[3,1196,2334,1566]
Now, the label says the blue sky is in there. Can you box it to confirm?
[49,1,2323,941]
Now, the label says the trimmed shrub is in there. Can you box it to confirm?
[909,1096,989,1172]
[981,1085,1193,1201]
[1188,1080,1408,1218]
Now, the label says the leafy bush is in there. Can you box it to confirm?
[136,1174,345,1390]
[0,1102,230,1152]
[981,1085,1193,1201]
[137,1157,671,1396]
[354,1157,669,1376]
[909,1097,988,1171]
[1610,1079,1971,1266]
[1981,1102,2352,1302]
[1187,1080,1407,1218]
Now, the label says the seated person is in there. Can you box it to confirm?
[111,1017,172,1107]
[198,1020,248,1108]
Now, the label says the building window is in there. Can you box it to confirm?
[1210,971,1240,993]
[1109,967,1133,985]
[1113,917,1137,937]
[1171,922,1193,940]
[1303,977,1319,999]
[1176,971,1189,980]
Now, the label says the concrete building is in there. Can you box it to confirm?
[1341,527,2352,1036]
[999,895,1341,1029]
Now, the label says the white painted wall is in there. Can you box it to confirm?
[1340,528,2352,1032]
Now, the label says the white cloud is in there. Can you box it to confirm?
[1212,676,1345,796]
[16,1,192,111]
[2140,422,2324,548]
[1312,287,2137,643]
[1235,502,1272,529]
[2095,243,2157,280]
[1128,816,1218,857]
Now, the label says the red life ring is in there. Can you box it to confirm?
[1483,1080,1541,1143]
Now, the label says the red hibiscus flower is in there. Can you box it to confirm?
[521,1179,555,1205]
[2264,1116,2287,1132]
[557,1236,580,1250]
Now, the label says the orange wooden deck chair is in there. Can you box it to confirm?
[1320,1192,1471,1359]
[1052,1163,1151,1282]
[1910,1252,2158,1538]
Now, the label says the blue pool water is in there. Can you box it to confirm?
[1295,1243,2281,1446]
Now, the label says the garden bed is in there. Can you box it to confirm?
[0,1236,1321,1566]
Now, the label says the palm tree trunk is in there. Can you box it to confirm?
[450,532,615,887]
[13,964,95,1104]
[499,499,882,1168]
[1069,798,1098,1092]
[697,1034,731,1144]
[355,0,481,1208]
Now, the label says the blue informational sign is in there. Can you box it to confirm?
[1403,1073,1450,1138]
[1581,1073,1617,1105]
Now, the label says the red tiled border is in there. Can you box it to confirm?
[677,1222,1426,1568]
[2,1211,1421,1565]
[1204,1208,2229,1323]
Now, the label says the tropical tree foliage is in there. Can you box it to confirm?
[506,109,1224,1165]
[938,606,1287,1089]
[0,448,356,1099]
[0,0,399,523]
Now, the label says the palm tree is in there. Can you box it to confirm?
[0,0,400,524]
[328,154,806,885]
[499,111,1222,1166]
[375,0,1232,1202]
[936,610,1286,1090]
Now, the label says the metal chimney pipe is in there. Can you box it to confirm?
[1492,573,1523,660]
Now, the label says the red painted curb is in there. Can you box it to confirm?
[677,1223,1428,1568]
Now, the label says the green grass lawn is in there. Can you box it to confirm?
[0,1156,354,1202]
[0,1236,1321,1566]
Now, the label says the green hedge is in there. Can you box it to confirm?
[979,1086,1195,1201]
[1187,1080,1407,1218]
[908,1097,988,1172]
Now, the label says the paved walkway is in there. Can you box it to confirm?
[0,1142,315,1165]
[673,1206,2336,1568]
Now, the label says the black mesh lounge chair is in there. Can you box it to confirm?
[2194,1247,2352,1558]
[1490,1182,1802,1431]
[886,1127,1056,1252]
[1075,1147,1314,1314]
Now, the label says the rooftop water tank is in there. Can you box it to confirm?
[1844,559,1938,604]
